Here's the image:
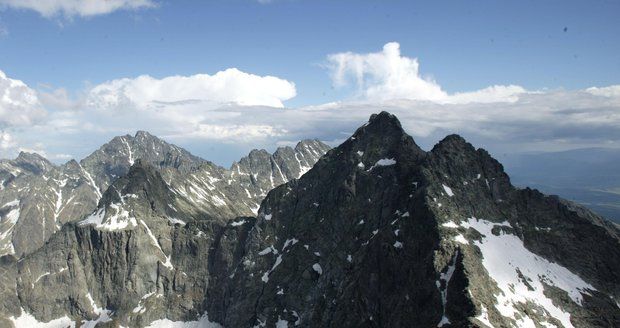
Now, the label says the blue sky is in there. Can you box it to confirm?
[0,0,619,165]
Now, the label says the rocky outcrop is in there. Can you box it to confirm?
[0,112,618,327]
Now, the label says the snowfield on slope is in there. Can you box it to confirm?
[460,217,596,328]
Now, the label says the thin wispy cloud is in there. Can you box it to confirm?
[0,0,156,18]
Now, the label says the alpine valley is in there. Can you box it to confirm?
[0,112,618,328]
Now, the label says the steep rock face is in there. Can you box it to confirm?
[0,112,618,328]
[0,161,226,327]
[0,130,206,258]
[228,140,331,205]
[208,112,445,327]
[205,112,619,327]
[0,159,102,256]
[160,140,331,226]
[424,134,620,327]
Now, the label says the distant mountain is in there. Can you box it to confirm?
[500,148,620,223]
[0,112,617,327]
[0,132,329,258]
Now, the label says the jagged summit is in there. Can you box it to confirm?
[80,160,180,231]
[101,159,175,210]
[79,131,205,196]
[134,130,155,139]
[0,129,330,259]
[14,151,53,175]
[307,111,425,182]
[15,151,50,163]
[432,134,472,151]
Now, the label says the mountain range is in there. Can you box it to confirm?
[0,131,329,258]
[0,112,618,327]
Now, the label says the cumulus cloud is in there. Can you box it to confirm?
[0,0,155,18]
[86,68,296,109]
[586,85,620,99]
[326,42,527,104]
[3,67,298,157]
[0,70,46,127]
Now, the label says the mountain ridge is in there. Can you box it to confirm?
[0,112,617,327]
[0,131,330,258]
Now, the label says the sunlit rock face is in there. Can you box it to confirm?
[0,131,328,258]
[0,112,618,328]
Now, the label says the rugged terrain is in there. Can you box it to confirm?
[0,112,618,327]
[0,131,328,258]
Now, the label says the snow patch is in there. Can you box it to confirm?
[442,184,454,197]
[475,305,494,328]
[312,263,323,275]
[462,217,596,328]
[454,234,469,245]
[262,255,283,283]
[144,312,222,328]
[375,158,396,166]
[367,158,396,171]
[230,219,246,227]
[9,308,74,328]
[82,292,113,328]
[78,205,138,231]
[140,220,174,270]
[276,316,289,328]
[436,251,459,327]
[282,238,299,250]
[258,246,277,256]
[168,218,186,226]
[441,221,459,229]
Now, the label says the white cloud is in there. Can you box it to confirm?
[326,42,527,104]
[0,47,619,164]
[586,85,620,99]
[86,68,296,109]
[0,70,46,127]
[0,0,155,18]
[19,82,620,162]
[327,42,447,102]
[0,131,15,150]
[178,123,288,142]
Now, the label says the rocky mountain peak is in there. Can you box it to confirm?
[79,131,205,195]
[80,159,179,232]
[104,160,175,212]
[14,151,53,175]
[322,111,425,175]
[433,134,473,152]
[134,130,156,140]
